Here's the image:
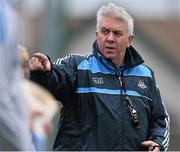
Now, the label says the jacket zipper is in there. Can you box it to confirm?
[118,72,125,150]
[119,77,123,92]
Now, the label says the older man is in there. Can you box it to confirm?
[29,3,170,151]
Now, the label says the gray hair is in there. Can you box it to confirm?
[96,3,134,35]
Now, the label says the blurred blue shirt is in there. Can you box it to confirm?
[0,0,35,150]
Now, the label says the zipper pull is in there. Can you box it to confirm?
[119,77,122,87]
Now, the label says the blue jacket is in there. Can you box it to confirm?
[30,40,170,151]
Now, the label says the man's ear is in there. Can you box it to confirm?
[128,35,134,47]
[95,31,98,38]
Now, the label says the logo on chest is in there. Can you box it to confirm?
[137,79,147,89]
[92,77,104,84]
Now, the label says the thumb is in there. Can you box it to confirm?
[142,141,152,147]
[42,58,51,71]
[45,60,51,71]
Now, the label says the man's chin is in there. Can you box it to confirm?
[104,55,115,60]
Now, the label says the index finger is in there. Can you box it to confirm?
[33,52,48,62]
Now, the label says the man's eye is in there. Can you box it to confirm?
[101,29,109,35]
[114,31,123,37]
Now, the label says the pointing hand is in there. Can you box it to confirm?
[29,53,51,72]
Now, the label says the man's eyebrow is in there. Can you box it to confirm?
[112,29,123,32]
[101,26,109,30]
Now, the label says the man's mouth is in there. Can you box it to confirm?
[105,46,115,50]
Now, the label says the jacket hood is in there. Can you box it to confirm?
[93,40,144,69]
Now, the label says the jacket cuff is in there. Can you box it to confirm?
[150,138,164,151]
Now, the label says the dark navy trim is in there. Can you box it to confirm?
[76,87,141,97]
[124,65,152,77]
[77,56,116,74]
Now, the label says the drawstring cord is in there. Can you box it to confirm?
[120,72,140,129]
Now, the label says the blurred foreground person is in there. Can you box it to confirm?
[29,3,170,151]
[18,45,60,150]
[22,79,60,150]
[0,0,34,150]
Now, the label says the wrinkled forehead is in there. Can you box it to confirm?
[98,16,128,31]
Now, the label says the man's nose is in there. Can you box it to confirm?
[106,32,115,42]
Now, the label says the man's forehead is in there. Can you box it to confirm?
[99,23,128,32]
[99,17,127,28]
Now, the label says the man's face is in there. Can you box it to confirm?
[96,16,134,62]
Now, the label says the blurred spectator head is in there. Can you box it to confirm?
[18,45,30,78]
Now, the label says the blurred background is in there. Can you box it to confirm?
[13,0,180,150]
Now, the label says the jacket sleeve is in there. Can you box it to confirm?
[30,55,77,104]
[149,71,170,151]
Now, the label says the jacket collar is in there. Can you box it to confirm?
[93,40,144,70]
